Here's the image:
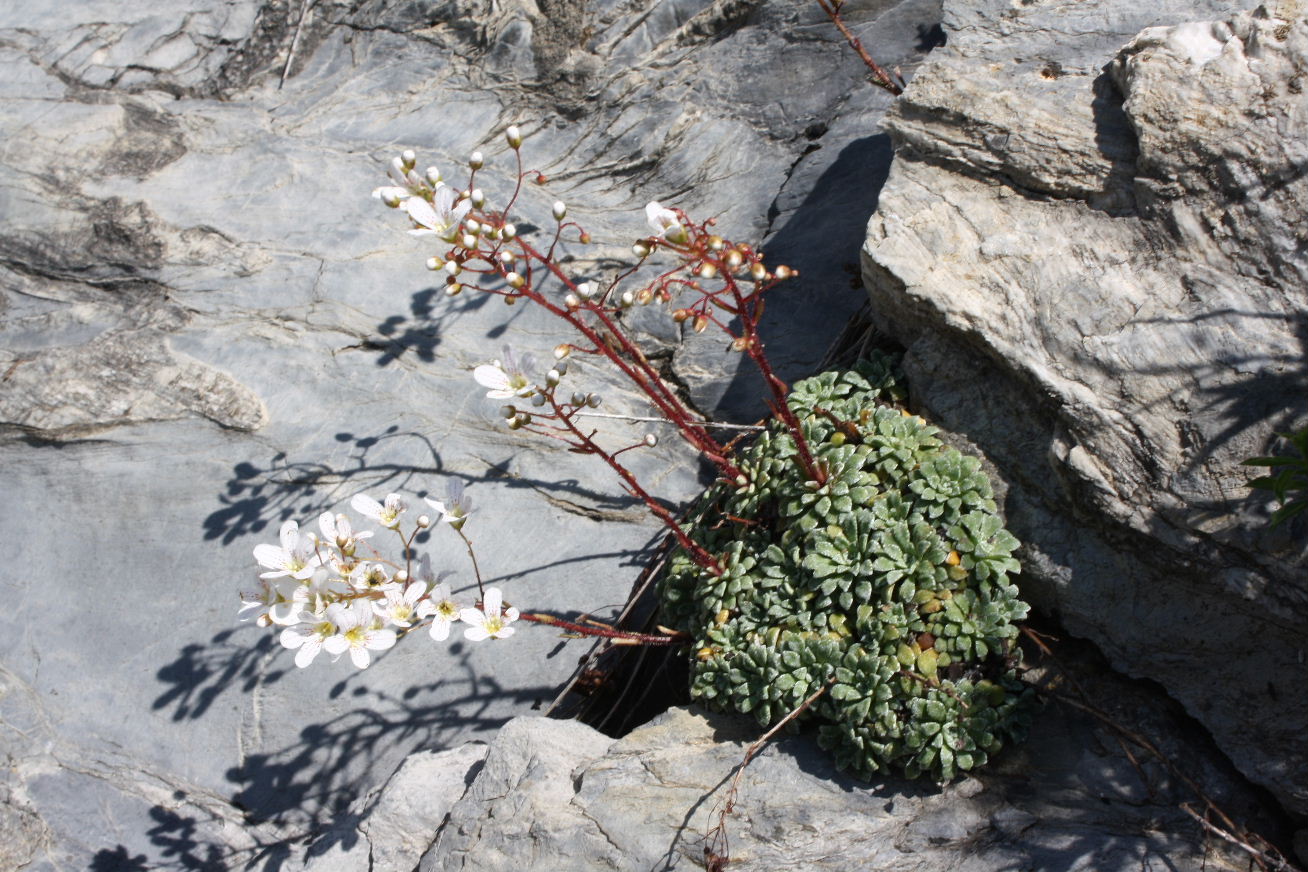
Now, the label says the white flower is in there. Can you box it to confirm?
[424,479,473,530]
[406,185,470,241]
[349,561,392,590]
[279,613,337,668]
[373,580,427,628]
[417,581,463,641]
[238,578,299,627]
[253,520,322,581]
[319,511,372,554]
[323,601,397,669]
[473,345,537,399]
[645,201,687,244]
[351,492,407,530]
[459,587,519,641]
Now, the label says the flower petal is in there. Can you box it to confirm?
[294,639,323,668]
[351,493,383,521]
[366,630,397,651]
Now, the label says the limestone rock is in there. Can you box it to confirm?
[300,743,489,872]
[413,694,1266,872]
[1,0,940,866]
[862,0,1308,815]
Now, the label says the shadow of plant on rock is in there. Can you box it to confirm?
[201,426,446,546]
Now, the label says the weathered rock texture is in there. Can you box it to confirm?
[0,0,939,867]
[862,1,1308,816]
[386,689,1270,871]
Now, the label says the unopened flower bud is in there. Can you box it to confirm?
[470,188,485,208]
[553,359,568,375]
[530,392,546,406]
[570,391,586,406]
[505,125,523,148]
[579,231,591,244]
[508,415,524,430]
[417,514,433,529]
[502,223,517,240]
[500,250,517,264]
[506,271,526,289]
[576,281,595,298]
[503,294,516,305]
[750,262,767,281]
[636,287,654,305]
[461,234,478,249]
[552,201,567,221]
[725,250,743,269]
[730,336,748,352]
[708,235,725,251]
[425,166,442,185]
[693,315,709,333]
[620,290,635,307]
[643,433,658,447]
[469,151,484,170]
[554,344,572,359]
[586,393,602,408]
[379,189,403,208]
[444,260,462,276]
[426,256,445,271]
[546,369,562,386]
[391,156,406,175]
[632,241,650,258]
[501,405,517,419]
[445,282,462,296]
[698,262,718,279]
[465,218,481,234]
[673,308,692,323]
[515,412,532,426]
[401,150,416,171]
[564,293,580,308]
[774,265,794,280]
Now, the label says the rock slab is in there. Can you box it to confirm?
[862,0,1308,815]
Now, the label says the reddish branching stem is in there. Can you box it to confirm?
[518,612,690,646]
[815,0,905,95]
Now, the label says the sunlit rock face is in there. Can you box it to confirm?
[864,0,1308,818]
[0,0,941,866]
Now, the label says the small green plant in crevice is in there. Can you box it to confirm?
[660,358,1034,782]
[1244,427,1308,528]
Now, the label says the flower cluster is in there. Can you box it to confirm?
[240,483,518,669]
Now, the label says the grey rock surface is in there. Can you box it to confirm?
[0,0,940,866]
[862,0,1308,816]
[416,686,1269,871]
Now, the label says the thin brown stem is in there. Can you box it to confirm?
[815,0,904,95]
[455,527,485,598]
[704,679,833,871]
[517,612,689,645]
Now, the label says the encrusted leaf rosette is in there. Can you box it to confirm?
[660,355,1033,781]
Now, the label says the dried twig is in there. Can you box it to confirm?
[703,680,833,870]
[280,0,316,89]
[1181,803,1300,872]
[1021,627,1302,872]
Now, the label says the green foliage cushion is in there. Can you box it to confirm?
[660,356,1033,781]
